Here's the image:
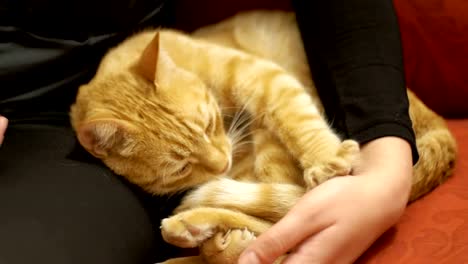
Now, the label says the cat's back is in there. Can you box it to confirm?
[193,10,312,86]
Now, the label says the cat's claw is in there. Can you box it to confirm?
[304,140,360,189]
[200,229,256,264]
[202,228,256,253]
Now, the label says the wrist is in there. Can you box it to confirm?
[353,136,413,199]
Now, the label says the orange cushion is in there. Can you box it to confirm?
[357,119,468,263]
[394,0,468,117]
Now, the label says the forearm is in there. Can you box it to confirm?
[292,0,419,163]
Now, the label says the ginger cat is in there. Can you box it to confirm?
[70,10,457,264]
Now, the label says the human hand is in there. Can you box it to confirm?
[238,137,413,264]
[0,116,8,145]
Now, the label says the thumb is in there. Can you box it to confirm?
[238,215,302,264]
[238,206,328,263]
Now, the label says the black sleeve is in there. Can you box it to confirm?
[292,0,419,164]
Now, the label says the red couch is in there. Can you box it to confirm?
[174,0,468,262]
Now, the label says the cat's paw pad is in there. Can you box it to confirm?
[201,229,256,264]
[161,213,216,248]
[304,140,360,189]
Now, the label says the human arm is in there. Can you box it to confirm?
[292,0,418,160]
[239,136,412,263]
[238,0,418,263]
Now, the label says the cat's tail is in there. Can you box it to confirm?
[410,128,457,202]
[175,177,306,222]
[408,91,458,202]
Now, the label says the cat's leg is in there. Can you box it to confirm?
[174,178,304,223]
[251,127,303,185]
[227,67,360,188]
[160,207,272,248]
[199,229,286,264]
[214,56,360,188]
[161,228,279,264]
[161,208,276,264]
[233,65,361,188]
[157,230,273,264]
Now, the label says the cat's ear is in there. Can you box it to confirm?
[138,32,160,83]
[77,119,137,158]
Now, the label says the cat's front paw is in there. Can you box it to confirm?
[201,229,256,264]
[304,140,360,189]
[161,207,269,250]
[161,212,217,248]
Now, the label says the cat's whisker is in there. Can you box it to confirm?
[231,131,253,146]
[228,109,245,136]
[228,112,253,139]
[220,106,242,111]
[230,131,254,149]
[232,141,255,154]
[232,138,254,149]
[227,90,258,135]
[233,139,255,147]
[228,113,265,147]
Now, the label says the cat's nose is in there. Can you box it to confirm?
[196,145,231,174]
[213,159,231,175]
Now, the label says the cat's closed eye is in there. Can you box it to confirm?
[177,163,192,177]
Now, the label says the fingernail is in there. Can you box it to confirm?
[239,251,260,264]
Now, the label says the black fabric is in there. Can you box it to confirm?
[0,0,174,119]
[0,124,184,264]
[292,0,419,163]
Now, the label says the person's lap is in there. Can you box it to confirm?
[0,123,182,264]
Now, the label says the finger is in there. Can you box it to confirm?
[0,116,8,145]
[282,225,344,264]
[283,220,378,264]
[238,193,333,264]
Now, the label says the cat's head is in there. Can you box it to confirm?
[71,32,232,194]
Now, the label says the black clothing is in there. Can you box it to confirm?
[293,0,419,163]
[0,0,174,120]
[0,1,180,263]
[0,0,418,263]
[0,124,184,264]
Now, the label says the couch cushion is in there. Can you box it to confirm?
[357,119,468,263]
[394,0,468,118]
